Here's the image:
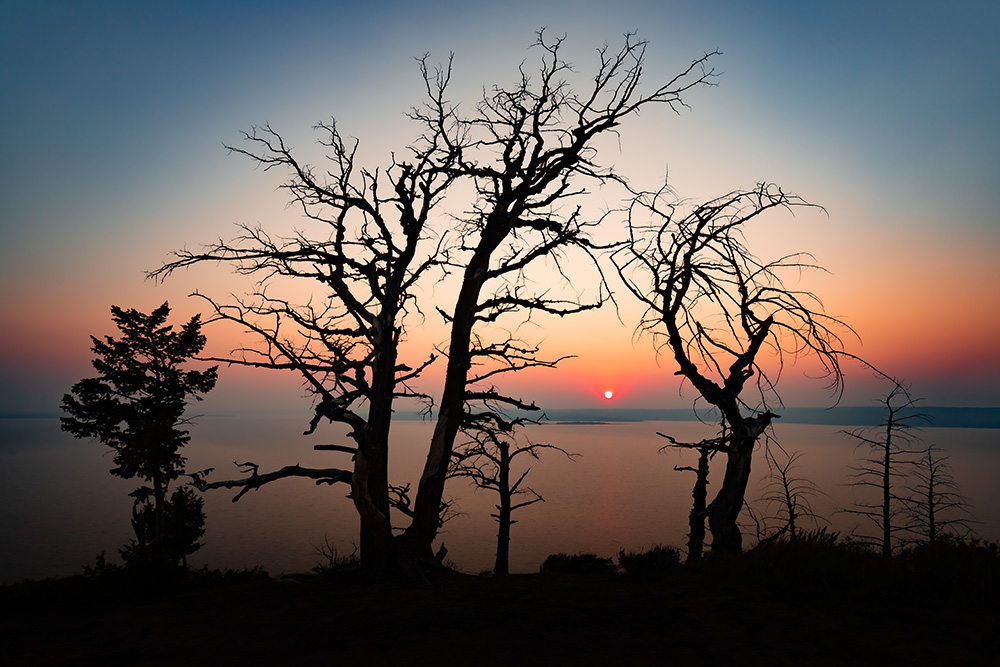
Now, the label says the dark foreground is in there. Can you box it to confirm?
[3,542,998,666]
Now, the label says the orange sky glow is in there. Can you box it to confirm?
[1,1,998,416]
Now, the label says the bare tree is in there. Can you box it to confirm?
[153,32,721,575]
[151,58,463,572]
[615,184,856,554]
[658,430,728,562]
[903,445,977,545]
[450,418,574,575]
[399,32,720,560]
[753,447,826,543]
[841,385,925,556]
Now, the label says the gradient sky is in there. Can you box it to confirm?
[2,0,998,415]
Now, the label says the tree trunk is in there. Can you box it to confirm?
[685,446,710,563]
[707,439,753,555]
[926,459,937,544]
[494,450,512,576]
[402,406,463,560]
[152,474,166,558]
[881,417,893,557]
[351,317,397,573]
[495,496,512,576]
[786,489,797,540]
[707,412,776,555]
[404,230,504,558]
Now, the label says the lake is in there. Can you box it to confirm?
[2,415,998,583]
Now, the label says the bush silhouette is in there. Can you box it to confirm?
[618,545,681,576]
[540,553,616,575]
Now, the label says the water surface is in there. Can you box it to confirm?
[2,416,997,583]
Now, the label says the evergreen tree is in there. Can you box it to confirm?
[61,302,217,567]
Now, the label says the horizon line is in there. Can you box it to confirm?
[6,406,1000,429]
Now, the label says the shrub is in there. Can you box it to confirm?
[740,528,892,592]
[312,537,360,574]
[898,538,1000,604]
[618,545,681,576]
[81,552,124,578]
[540,553,617,575]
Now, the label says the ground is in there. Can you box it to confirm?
[2,555,996,666]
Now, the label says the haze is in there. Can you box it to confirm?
[2,0,998,415]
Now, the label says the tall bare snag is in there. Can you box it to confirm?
[616,184,855,553]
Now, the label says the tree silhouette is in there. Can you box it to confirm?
[841,385,925,556]
[615,184,856,554]
[398,32,718,562]
[61,303,217,567]
[751,448,826,543]
[122,485,207,568]
[903,444,977,545]
[657,430,727,562]
[152,31,719,575]
[449,417,575,576]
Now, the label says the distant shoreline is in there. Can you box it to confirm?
[5,406,1000,429]
[540,407,1000,429]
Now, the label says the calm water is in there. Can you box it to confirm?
[2,416,998,583]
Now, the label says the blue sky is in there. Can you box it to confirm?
[2,0,998,413]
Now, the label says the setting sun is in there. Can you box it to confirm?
[604,390,614,400]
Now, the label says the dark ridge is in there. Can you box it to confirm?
[538,407,1000,429]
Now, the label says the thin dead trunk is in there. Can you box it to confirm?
[685,446,710,562]
[495,497,512,576]
[494,444,512,576]
[783,472,798,540]
[881,416,893,557]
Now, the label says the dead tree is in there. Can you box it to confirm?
[841,385,926,556]
[153,31,720,574]
[150,58,463,572]
[903,445,976,545]
[658,430,728,562]
[753,448,826,543]
[450,418,574,575]
[399,31,720,560]
[615,184,856,554]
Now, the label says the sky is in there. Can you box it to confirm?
[1,0,998,416]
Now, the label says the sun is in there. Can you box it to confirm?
[604,389,614,400]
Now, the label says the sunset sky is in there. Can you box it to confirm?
[2,0,998,416]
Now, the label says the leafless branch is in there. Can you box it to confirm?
[197,461,352,502]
